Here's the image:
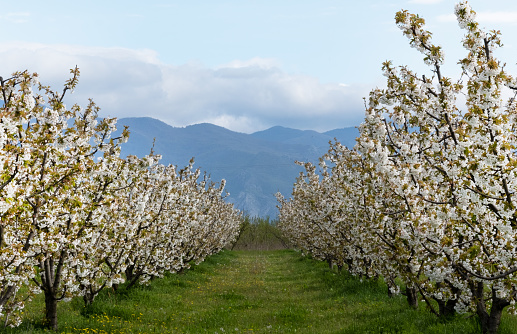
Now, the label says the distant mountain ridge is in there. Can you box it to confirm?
[251,125,358,150]
[114,117,359,217]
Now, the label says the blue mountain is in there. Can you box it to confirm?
[115,117,359,217]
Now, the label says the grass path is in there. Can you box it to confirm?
[8,249,517,333]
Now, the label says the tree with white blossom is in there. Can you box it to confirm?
[0,67,132,328]
[0,68,241,329]
[279,2,517,333]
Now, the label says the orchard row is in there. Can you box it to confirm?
[278,3,517,334]
[0,68,241,329]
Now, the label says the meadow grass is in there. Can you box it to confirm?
[5,249,517,333]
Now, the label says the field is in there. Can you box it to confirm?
[7,249,517,333]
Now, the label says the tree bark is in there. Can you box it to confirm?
[82,284,102,306]
[38,250,67,330]
[436,298,457,318]
[124,264,142,290]
[471,281,510,334]
[345,259,354,273]
[44,291,59,330]
[405,286,419,309]
[125,264,135,283]
[484,297,509,334]
[435,283,458,318]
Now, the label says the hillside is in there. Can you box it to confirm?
[115,117,359,217]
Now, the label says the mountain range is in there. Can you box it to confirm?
[114,117,359,217]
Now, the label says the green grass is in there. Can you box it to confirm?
[5,249,517,333]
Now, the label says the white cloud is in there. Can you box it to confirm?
[203,114,263,134]
[0,42,366,133]
[216,57,281,70]
[1,12,30,24]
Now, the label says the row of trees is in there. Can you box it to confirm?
[0,68,241,329]
[278,3,517,333]
[230,216,289,251]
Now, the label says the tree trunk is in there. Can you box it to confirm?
[405,286,419,309]
[124,265,141,289]
[345,259,354,273]
[39,250,67,331]
[44,291,59,331]
[125,264,135,283]
[385,277,397,298]
[471,281,510,334]
[472,281,490,333]
[82,288,95,306]
[435,284,458,318]
[387,286,394,298]
[485,298,508,334]
[436,298,457,318]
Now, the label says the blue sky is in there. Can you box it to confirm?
[1,0,517,133]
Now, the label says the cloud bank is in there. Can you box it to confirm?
[0,43,367,133]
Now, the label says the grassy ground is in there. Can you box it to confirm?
[6,249,517,333]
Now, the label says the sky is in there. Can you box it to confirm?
[1,0,517,133]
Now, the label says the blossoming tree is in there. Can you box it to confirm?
[0,69,241,329]
[278,2,517,333]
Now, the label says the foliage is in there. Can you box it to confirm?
[277,2,517,333]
